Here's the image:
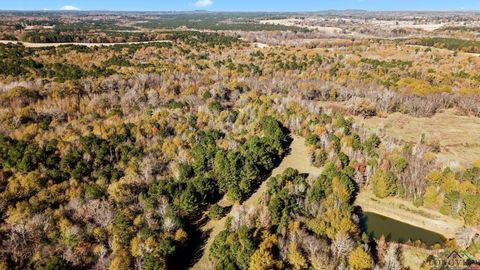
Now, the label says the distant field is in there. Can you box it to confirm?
[259,18,342,33]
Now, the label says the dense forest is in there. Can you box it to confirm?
[1,12,480,270]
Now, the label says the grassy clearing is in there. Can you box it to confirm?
[401,245,433,270]
[354,109,480,166]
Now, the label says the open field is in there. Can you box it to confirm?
[401,245,434,270]
[354,109,480,166]
[259,18,343,33]
[371,20,446,31]
[319,99,480,166]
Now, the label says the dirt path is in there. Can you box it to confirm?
[0,40,171,48]
[191,135,322,269]
[355,189,464,239]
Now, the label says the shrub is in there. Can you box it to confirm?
[208,204,226,220]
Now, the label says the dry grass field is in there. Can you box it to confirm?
[354,109,480,166]
[401,245,434,270]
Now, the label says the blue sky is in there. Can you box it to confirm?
[1,0,479,11]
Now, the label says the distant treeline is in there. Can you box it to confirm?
[407,37,480,53]
[439,26,480,33]
[21,30,162,43]
[136,14,309,32]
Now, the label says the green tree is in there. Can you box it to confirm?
[440,191,462,217]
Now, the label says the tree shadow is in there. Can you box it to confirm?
[171,214,210,270]
[175,204,233,269]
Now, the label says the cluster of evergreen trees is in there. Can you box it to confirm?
[155,116,290,216]
[411,37,480,53]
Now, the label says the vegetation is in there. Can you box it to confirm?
[371,169,397,198]
[0,11,480,270]
[409,37,480,53]
[135,13,309,32]
[21,30,163,43]
[209,167,398,269]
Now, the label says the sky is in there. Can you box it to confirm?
[1,0,479,12]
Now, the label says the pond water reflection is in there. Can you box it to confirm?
[360,211,446,246]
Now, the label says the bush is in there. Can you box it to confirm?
[208,204,226,220]
[312,149,328,168]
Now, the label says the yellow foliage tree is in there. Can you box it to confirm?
[426,170,443,186]
[423,186,442,210]
[288,243,307,270]
[109,250,132,270]
[249,232,282,270]
[440,172,459,194]
[130,236,141,257]
[174,229,188,243]
[348,246,372,270]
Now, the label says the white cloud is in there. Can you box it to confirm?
[193,0,213,8]
[60,5,80,11]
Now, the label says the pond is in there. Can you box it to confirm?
[360,211,446,246]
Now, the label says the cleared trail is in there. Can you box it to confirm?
[191,135,322,269]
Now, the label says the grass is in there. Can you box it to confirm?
[354,109,480,166]
[401,245,433,270]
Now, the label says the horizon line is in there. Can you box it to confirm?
[0,9,479,13]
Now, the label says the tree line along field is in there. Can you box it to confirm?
[0,15,480,270]
[0,12,308,43]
